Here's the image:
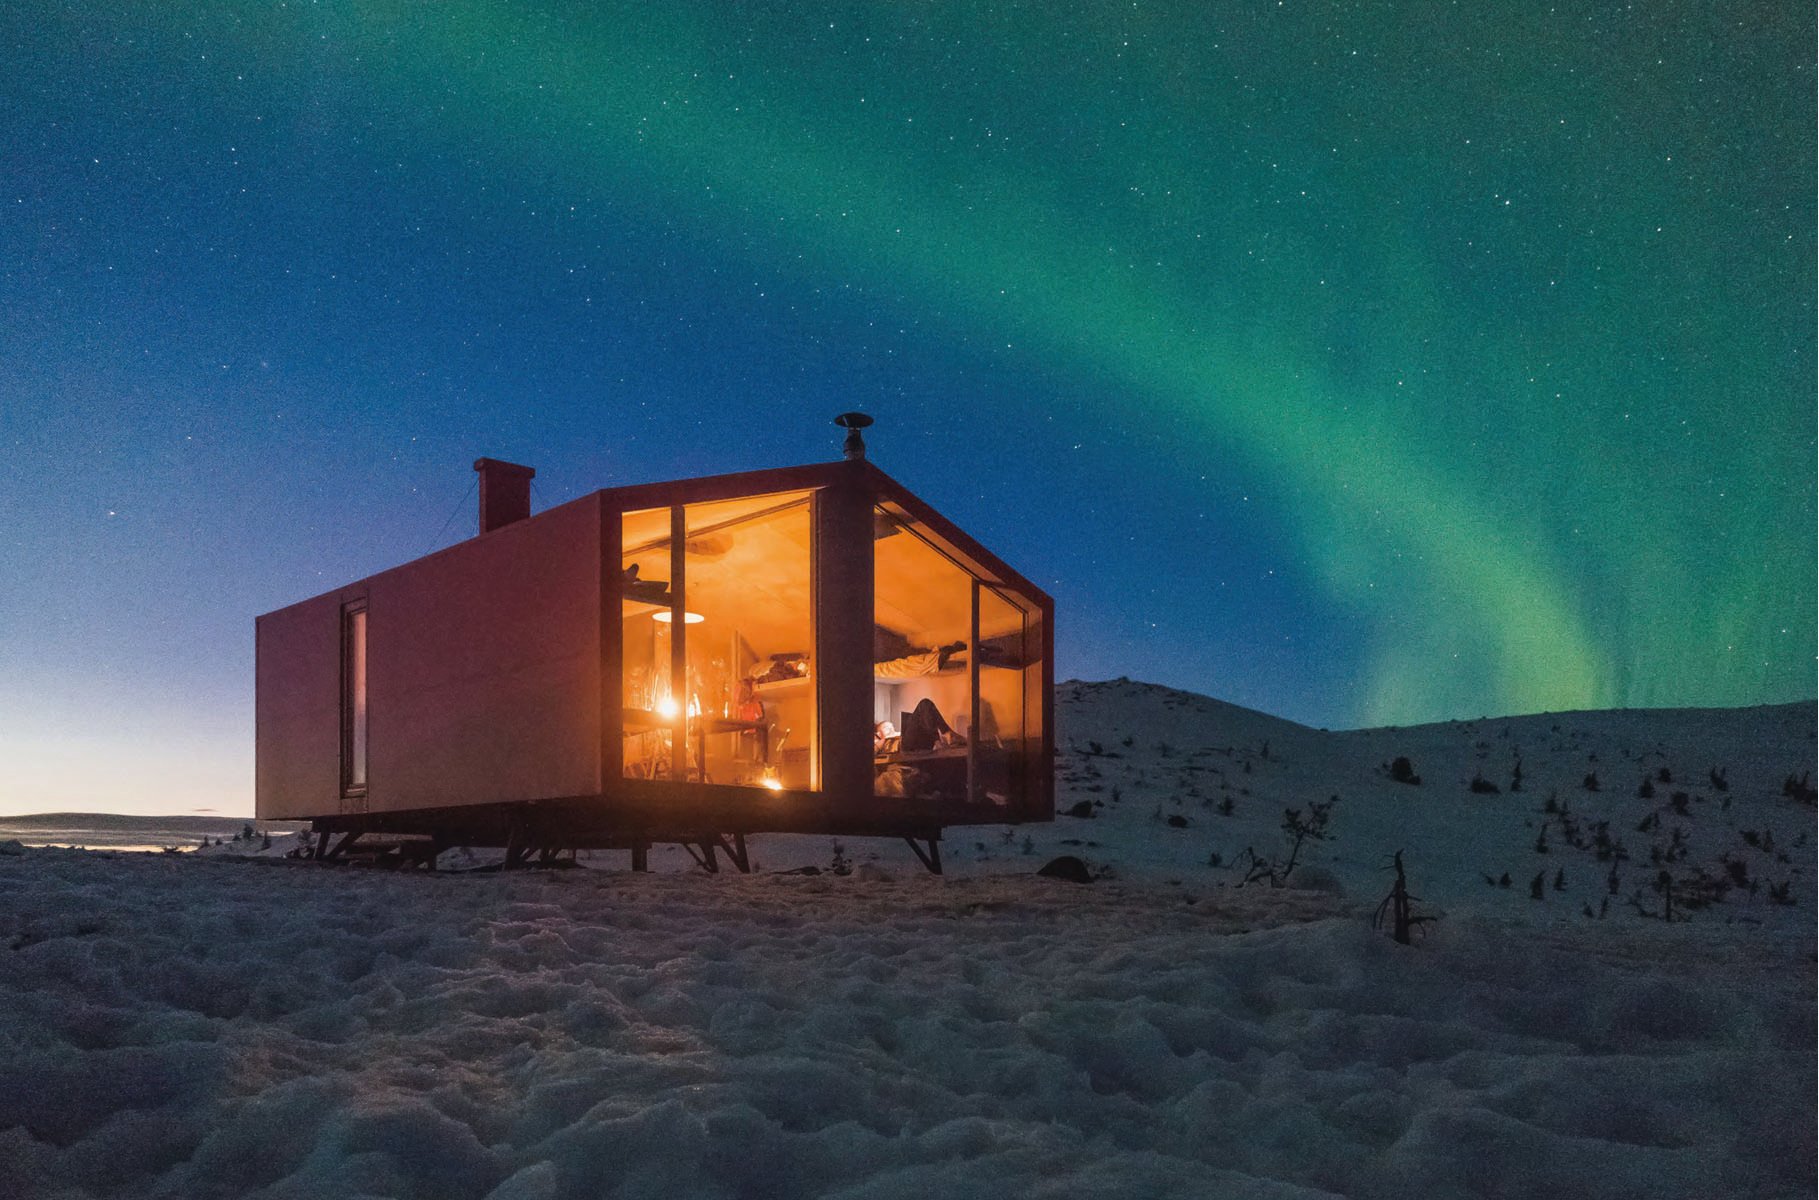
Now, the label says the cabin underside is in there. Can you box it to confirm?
[294,788,1030,874]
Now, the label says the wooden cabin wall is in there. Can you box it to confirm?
[373,495,602,814]
[256,494,603,820]
[255,592,348,821]
[815,463,874,801]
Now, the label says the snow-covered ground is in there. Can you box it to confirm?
[2,681,1812,1198]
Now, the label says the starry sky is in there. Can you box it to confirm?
[2,2,1813,816]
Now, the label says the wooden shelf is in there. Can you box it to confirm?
[873,660,1024,683]
[753,675,811,695]
[620,707,674,731]
[875,746,969,764]
[622,708,769,736]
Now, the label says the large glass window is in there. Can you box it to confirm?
[872,505,1042,808]
[978,581,1043,809]
[621,491,817,790]
[340,601,368,795]
[621,506,677,779]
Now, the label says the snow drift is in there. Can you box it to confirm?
[1,682,1811,1199]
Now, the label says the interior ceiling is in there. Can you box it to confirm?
[620,491,1027,659]
[620,503,667,553]
[622,492,814,654]
[622,490,811,557]
[688,508,813,653]
[876,524,1026,648]
[875,532,972,648]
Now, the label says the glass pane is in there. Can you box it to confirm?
[1020,600,1045,803]
[872,505,974,803]
[685,492,817,789]
[621,492,818,790]
[621,506,676,778]
[976,584,1026,808]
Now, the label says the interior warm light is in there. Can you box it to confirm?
[761,776,784,792]
[655,695,680,720]
[651,609,705,624]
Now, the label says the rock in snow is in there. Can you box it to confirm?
[1035,855,1094,883]
[0,681,1811,1199]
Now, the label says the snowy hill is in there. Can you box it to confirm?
[1031,679,1816,925]
[716,679,1814,936]
[1,682,1812,1198]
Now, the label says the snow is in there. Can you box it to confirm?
[1026,680,1817,920]
[1,681,1812,1198]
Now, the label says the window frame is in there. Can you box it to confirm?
[340,598,369,800]
[872,504,1045,810]
[614,489,823,793]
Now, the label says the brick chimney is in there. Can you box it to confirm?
[473,458,535,534]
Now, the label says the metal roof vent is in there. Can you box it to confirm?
[834,411,873,461]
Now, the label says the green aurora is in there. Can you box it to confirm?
[331,2,1816,720]
[21,2,1818,725]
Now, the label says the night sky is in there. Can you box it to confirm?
[3,3,1813,816]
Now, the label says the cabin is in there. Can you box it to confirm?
[255,418,1053,872]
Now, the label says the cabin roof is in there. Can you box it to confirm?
[258,458,1050,622]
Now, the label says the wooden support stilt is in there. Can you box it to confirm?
[314,829,330,860]
[502,818,526,870]
[682,841,719,873]
[904,834,942,875]
[630,841,649,872]
[325,830,362,861]
[717,833,751,874]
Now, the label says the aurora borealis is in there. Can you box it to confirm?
[2,3,1813,814]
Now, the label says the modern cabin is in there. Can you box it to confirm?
[254,423,1053,872]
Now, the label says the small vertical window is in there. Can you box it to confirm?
[342,602,368,795]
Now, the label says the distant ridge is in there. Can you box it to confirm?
[0,812,301,852]
[0,813,263,830]
[1058,677,1318,732]
[1059,675,1816,735]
